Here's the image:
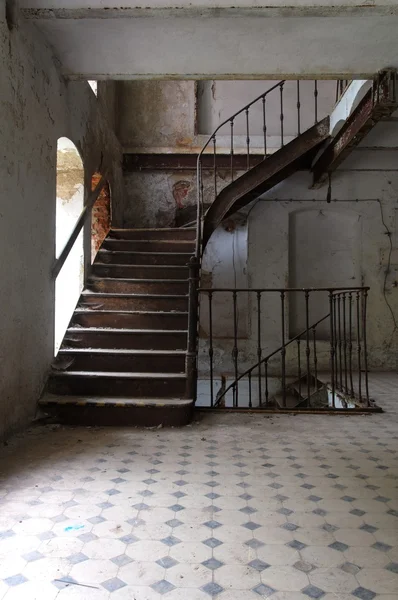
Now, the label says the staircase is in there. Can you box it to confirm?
[41,228,196,426]
[202,118,329,246]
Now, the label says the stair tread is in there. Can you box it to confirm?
[98,250,193,256]
[81,292,188,298]
[57,348,186,355]
[110,228,196,232]
[50,371,186,379]
[66,327,187,333]
[88,277,188,283]
[105,237,195,241]
[40,394,192,406]
[74,309,188,315]
[94,264,188,269]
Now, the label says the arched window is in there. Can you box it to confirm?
[54,138,85,354]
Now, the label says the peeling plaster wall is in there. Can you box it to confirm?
[0,10,123,439]
[120,79,337,227]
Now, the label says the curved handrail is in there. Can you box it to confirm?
[198,80,285,160]
[195,80,286,260]
[213,313,330,407]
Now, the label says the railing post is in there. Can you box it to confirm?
[280,291,286,407]
[186,256,200,402]
[329,291,336,408]
[362,289,370,406]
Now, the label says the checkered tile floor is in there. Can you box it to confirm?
[0,372,397,599]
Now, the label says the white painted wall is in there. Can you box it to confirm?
[0,10,123,439]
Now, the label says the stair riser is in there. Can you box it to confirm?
[96,251,192,266]
[87,280,188,295]
[55,353,186,373]
[41,403,193,427]
[92,264,188,280]
[109,229,196,241]
[71,312,188,330]
[63,331,187,350]
[48,376,186,398]
[78,296,188,312]
[102,240,195,253]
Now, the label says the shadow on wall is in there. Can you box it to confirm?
[54,137,85,355]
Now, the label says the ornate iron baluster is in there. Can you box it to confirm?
[280,82,284,147]
[314,80,318,124]
[232,290,239,407]
[329,291,336,408]
[342,293,348,395]
[281,291,286,407]
[262,96,267,158]
[313,326,318,388]
[296,80,301,136]
[245,108,250,170]
[212,135,217,198]
[257,291,262,403]
[230,119,234,182]
[208,291,214,407]
[297,338,302,398]
[362,289,370,405]
[356,291,362,401]
[305,290,311,403]
[338,294,343,392]
[348,292,354,397]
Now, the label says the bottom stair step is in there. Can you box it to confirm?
[47,371,186,398]
[39,394,193,427]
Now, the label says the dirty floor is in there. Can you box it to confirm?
[0,372,397,599]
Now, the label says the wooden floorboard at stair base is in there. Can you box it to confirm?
[45,227,195,426]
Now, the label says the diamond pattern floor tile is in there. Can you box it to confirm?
[0,372,398,598]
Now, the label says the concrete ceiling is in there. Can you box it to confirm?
[20,1,398,79]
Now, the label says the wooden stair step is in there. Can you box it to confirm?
[47,371,187,397]
[62,328,187,350]
[109,227,196,241]
[78,293,188,312]
[87,277,188,295]
[71,310,188,330]
[54,348,186,373]
[92,264,188,279]
[96,250,193,265]
[102,239,195,253]
[39,394,193,426]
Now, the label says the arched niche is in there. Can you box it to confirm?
[288,207,361,338]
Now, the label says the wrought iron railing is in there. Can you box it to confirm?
[187,81,327,401]
[197,287,375,411]
[195,80,323,256]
